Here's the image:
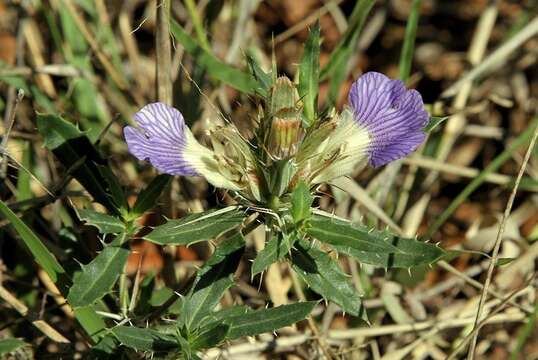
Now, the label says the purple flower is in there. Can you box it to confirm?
[124,102,242,190]
[348,72,428,167]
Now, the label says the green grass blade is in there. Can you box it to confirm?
[0,338,30,356]
[0,200,64,282]
[427,117,538,238]
[0,200,106,341]
[398,0,422,83]
[298,23,320,127]
[320,0,376,105]
[170,19,258,94]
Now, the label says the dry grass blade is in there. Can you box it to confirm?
[466,121,538,359]
[442,16,538,98]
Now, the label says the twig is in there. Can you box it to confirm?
[274,0,345,44]
[0,285,70,343]
[466,121,538,359]
[1,89,24,179]
[156,0,172,105]
[61,0,128,90]
[290,267,335,360]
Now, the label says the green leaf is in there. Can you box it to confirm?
[252,232,296,276]
[67,240,130,307]
[111,326,178,352]
[291,181,314,224]
[97,165,128,212]
[199,305,253,329]
[0,338,30,356]
[307,215,445,268]
[267,159,297,197]
[320,0,375,105]
[170,20,258,94]
[290,240,365,318]
[78,209,125,234]
[36,113,120,214]
[190,323,229,350]
[398,0,422,82]
[145,207,245,245]
[181,232,245,329]
[298,22,320,127]
[131,174,171,217]
[224,302,316,340]
[423,116,449,132]
[0,200,64,283]
[246,52,272,96]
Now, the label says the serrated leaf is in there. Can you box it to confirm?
[131,174,171,217]
[298,23,320,127]
[170,20,257,95]
[111,326,178,352]
[190,323,229,350]
[291,181,314,224]
[290,240,366,318]
[252,232,296,276]
[36,113,119,215]
[307,215,446,268]
[144,207,245,245]
[67,240,130,307]
[223,302,316,340]
[78,209,125,234]
[0,338,30,355]
[423,116,449,132]
[181,232,245,329]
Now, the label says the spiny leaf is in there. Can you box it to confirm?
[131,174,171,217]
[190,323,229,350]
[307,214,445,268]
[67,238,130,307]
[180,232,245,329]
[111,326,178,352]
[36,113,120,214]
[223,302,316,340]
[252,232,296,276]
[144,207,245,246]
[290,181,314,224]
[290,240,366,318]
[77,209,125,234]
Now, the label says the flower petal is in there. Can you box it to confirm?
[124,102,199,176]
[348,72,428,167]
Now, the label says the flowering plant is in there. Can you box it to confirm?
[1,18,445,360]
[116,34,444,356]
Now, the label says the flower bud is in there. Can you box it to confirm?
[267,77,303,159]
